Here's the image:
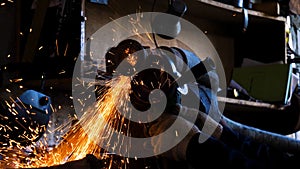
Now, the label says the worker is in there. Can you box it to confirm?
[141,47,299,169]
[102,38,300,169]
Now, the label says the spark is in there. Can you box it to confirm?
[0,10,162,168]
[58,70,66,74]
[233,89,239,98]
[12,78,23,83]
[0,76,133,168]
[64,43,69,56]
[55,39,59,56]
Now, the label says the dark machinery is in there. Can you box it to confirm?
[0,89,52,147]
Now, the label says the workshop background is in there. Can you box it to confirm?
[0,0,300,168]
